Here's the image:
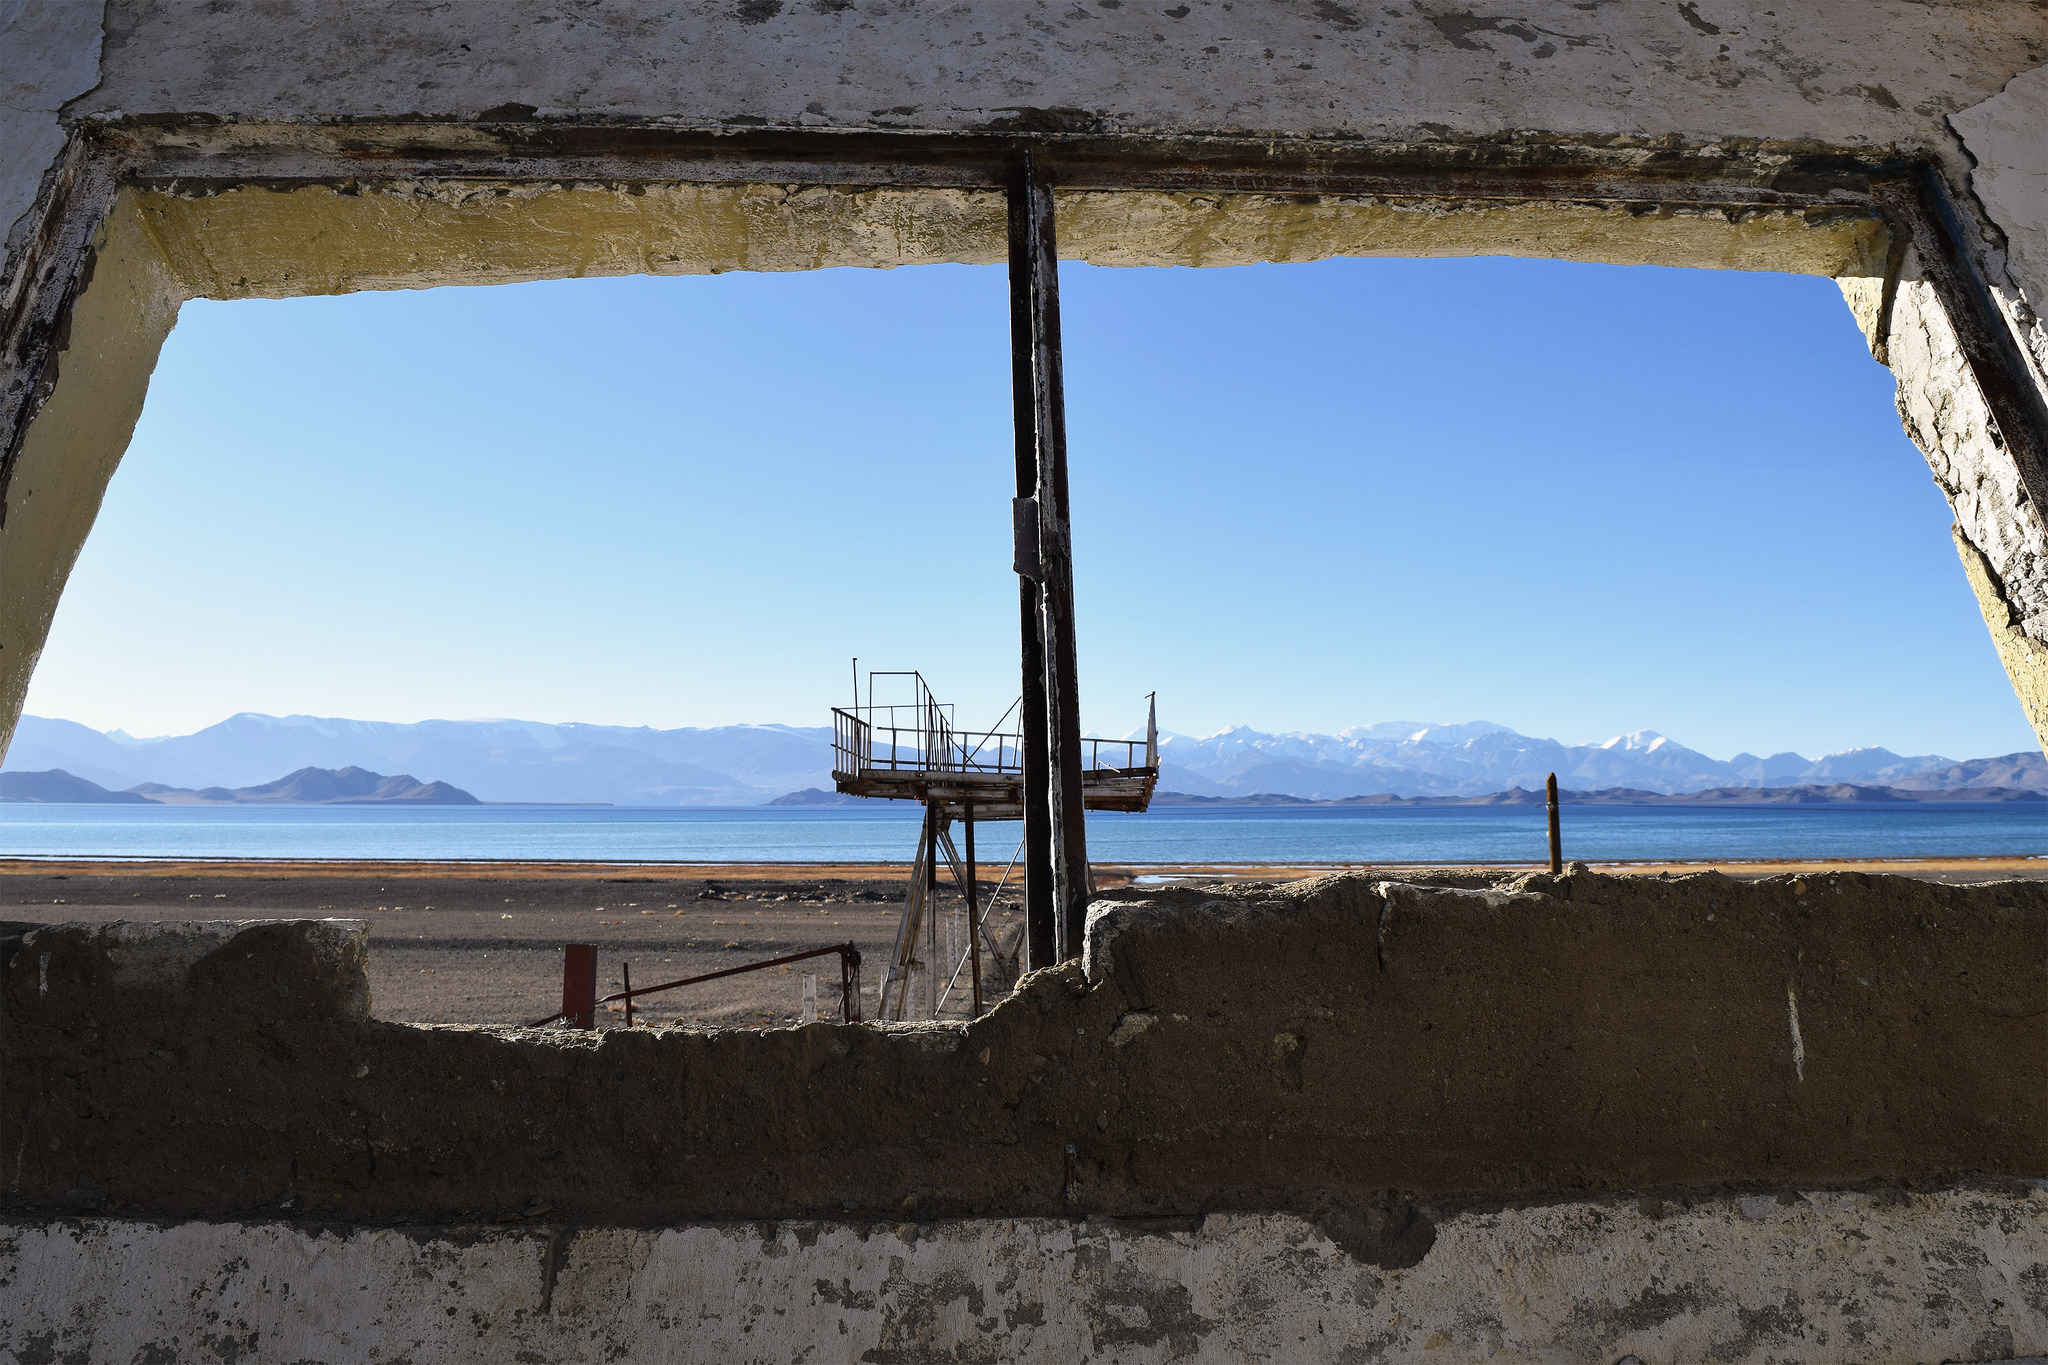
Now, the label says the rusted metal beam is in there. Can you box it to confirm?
[108,120,1907,210]
[1009,147,1090,966]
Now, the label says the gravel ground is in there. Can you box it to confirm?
[0,862,1035,1028]
[6,856,2037,1028]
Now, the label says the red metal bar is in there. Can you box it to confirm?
[603,942,865,1023]
[562,943,597,1030]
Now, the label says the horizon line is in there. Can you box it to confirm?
[12,710,2023,770]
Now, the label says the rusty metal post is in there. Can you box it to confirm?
[622,961,635,1028]
[841,945,861,1023]
[965,801,983,1018]
[1008,145,1089,965]
[562,943,598,1030]
[1546,772,1562,876]
[1010,184,1055,976]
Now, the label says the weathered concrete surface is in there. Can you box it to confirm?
[128,181,1891,301]
[68,2,2047,149]
[1894,63,2048,742]
[1953,66,2048,385]
[0,191,181,760]
[4,872,2042,1235]
[4,1189,2043,1364]
[1954,520,2048,742]
[0,1,99,273]
[4,874,2043,1360]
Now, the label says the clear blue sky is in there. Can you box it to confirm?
[21,253,2037,761]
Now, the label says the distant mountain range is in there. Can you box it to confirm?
[1149,722,2048,801]
[0,765,477,805]
[3,712,2041,806]
[1156,783,2048,807]
[2,714,825,806]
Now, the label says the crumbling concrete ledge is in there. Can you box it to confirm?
[4,1186,2044,1365]
[2,870,2044,1361]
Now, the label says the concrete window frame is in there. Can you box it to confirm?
[1,126,2043,753]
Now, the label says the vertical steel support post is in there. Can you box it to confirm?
[1008,147,1090,965]
[1010,163,1055,974]
[1546,772,1562,876]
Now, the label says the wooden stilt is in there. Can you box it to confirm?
[1008,146,1090,966]
[881,801,936,1021]
[927,804,941,1017]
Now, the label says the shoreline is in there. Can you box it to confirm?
[2,855,2044,883]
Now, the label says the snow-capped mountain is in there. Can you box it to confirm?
[1146,723,1984,800]
[2,712,2031,805]
[1,713,835,807]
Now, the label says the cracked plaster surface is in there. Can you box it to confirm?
[1953,64,2048,381]
[0,0,101,272]
[4,1190,2043,1364]
[70,1,2045,152]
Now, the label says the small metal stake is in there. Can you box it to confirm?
[1546,772,1562,876]
[622,960,635,1028]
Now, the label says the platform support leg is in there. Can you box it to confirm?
[966,803,983,1018]
[1009,147,1090,967]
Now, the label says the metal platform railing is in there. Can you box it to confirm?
[832,670,1157,782]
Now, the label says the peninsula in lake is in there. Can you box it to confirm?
[0,766,478,805]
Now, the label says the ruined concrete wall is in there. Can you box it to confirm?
[2,872,2044,1362]
[5,872,2041,1227]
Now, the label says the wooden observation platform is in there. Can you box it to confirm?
[832,669,1159,1021]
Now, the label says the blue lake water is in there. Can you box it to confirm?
[0,802,2040,865]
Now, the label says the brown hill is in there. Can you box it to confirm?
[131,766,478,805]
[0,769,161,804]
